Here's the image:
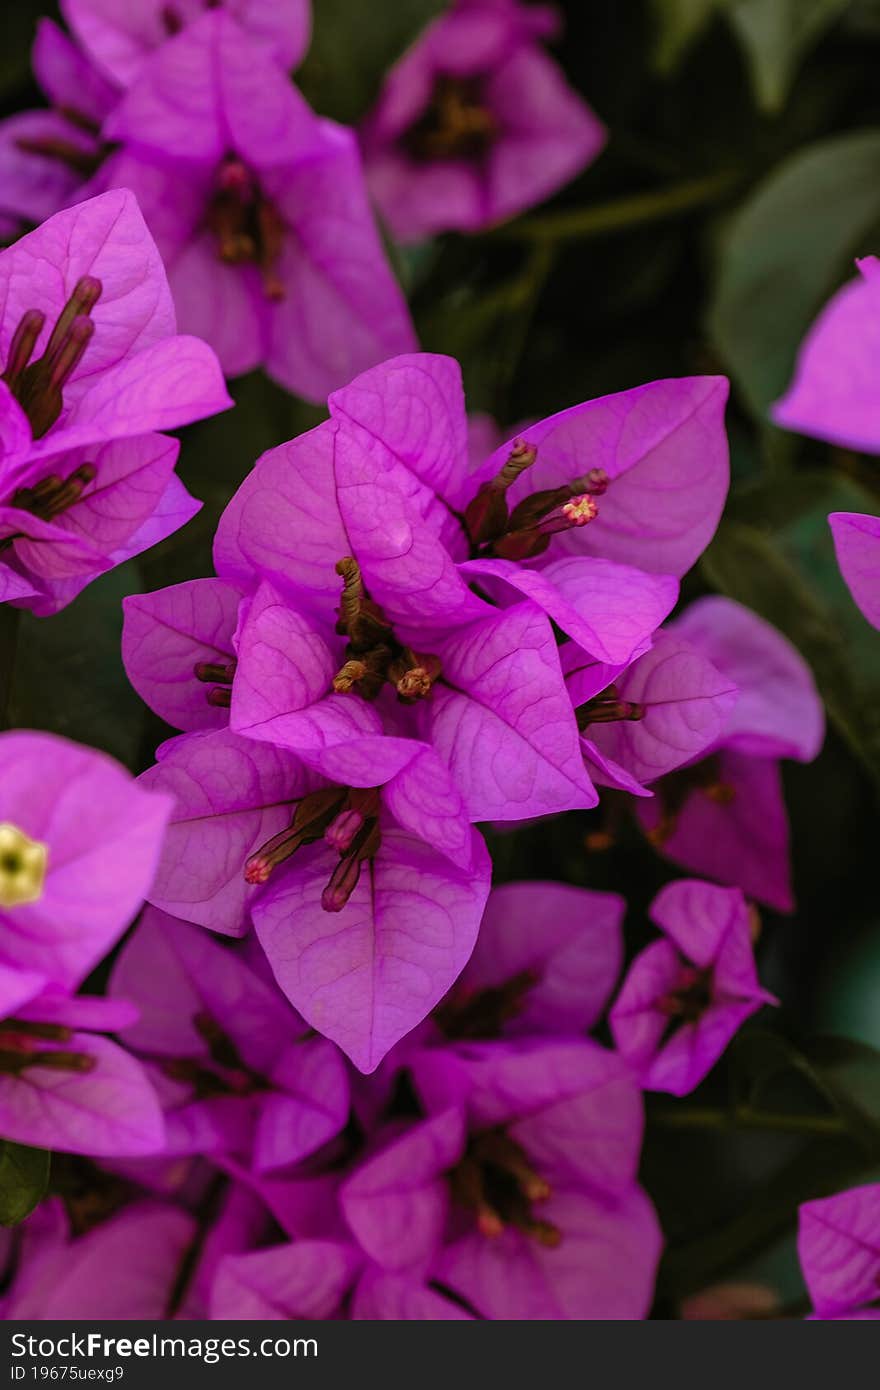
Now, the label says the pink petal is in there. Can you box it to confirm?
[0,110,94,227]
[252,828,491,1072]
[671,595,825,760]
[123,576,245,732]
[328,353,469,510]
[638,749,794,912]
[798,1184,880,1317]
[585,633,740,785]
[340,1110,466,1272]
[0,189,176,393]
[0,731,172,989]
[210,1241,360,1320]
[4,1202,195,1319]
[461,555,679,666]
[428,602,598,822]
[352,1269,473,1320]
[829,511,880,630]
[0,1033,165,1156]
[263,123,417,402]
[254,1038,349,1171]
[31,334,232,461]
[110,906,299,1070]
[773,273,880,453]
[32,18,117,124]
[140,728,318,936]
[105,12,317,166]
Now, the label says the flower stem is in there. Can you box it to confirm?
[498,169,742,243]
[651,1104,846,1137]
[0,606,20,730]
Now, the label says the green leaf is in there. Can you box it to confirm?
[708,129,880,416]
[650,0,722,72]
[724,0,851,112]
[701,515,880,790]
[297,0,445,125]
[8,563,146,771]
[0,1142,49,1226]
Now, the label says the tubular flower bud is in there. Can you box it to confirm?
[2,276,102,438]
[463,438,538,546]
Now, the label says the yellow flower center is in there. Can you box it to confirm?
[0,823,48,908]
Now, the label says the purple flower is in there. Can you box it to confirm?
[798,1184,880,1320]
[361,0,605,242]
[214,418,602,822]
[0,189,231,612]
[0,966,165,1157]
[609,879,776,1096]
[636,597,824,912]
[829,511,880,631]
[91,12,416,399]
[110,907,350,1170]
[140,728,491,1071]
[61,0,312,88]
[339,1038,662,1319]
[0,730,171,990]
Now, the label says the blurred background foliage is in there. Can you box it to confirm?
[2,0,880,1311]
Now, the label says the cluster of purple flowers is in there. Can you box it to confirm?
[0,0,875,1325]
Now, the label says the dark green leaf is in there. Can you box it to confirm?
[708,129,880,416]
[297,0,445,125]
[650,0,721,74]
[724,0,851,112]
[0,1142,49,1226]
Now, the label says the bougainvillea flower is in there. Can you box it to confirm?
[215,421,600,822]
[325,354,729,577]
[609,879,776,1096]
[1,1200,196,1319]
[0,20,116,236]
[340,1039,662,1319]
[828,512,880,630]
[773,256,880,454]
[0,965,165,1157]
[576,631,740,792]
[0,189,231,612]
[361,0,605,242]
[122,576,247,732]
[0,730,171,989]
[798,1184,880,1320]
[435,880,624,1040]
[61,0,312,88]
[110,907,350,1170]
[141,728,491,1071]
[635,598,823,911]
[94,12,415,398]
